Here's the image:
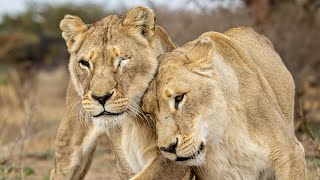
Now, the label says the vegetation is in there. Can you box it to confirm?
[0,1,319,179]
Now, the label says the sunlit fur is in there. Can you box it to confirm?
[61,13,158,121]
[50,6,192,180]
[146,27,307,179]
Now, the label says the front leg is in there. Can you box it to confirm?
[50,82,104,180]
[50,123,104,180]
[273,142,307,180]
[130,153,193,180]
[108,126,136,179]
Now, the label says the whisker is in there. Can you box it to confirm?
[128,104,151,127]
[65,101,81,120]
[191,166,197,179]
[65,100,81,110]
[192,143,205,174]
[126,106,140,118]
[78,105,90,129]
[79,106,86,126]
[127,105,150,130]
[75,104,82,128]
[126,106,142,122]
[80,108,87,128]
[127,110,140,128]
[131,103,149,120]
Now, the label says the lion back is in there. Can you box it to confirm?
[224,27,295,128]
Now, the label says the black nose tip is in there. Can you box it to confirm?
[92,92,113,105]
[159,138,178,154]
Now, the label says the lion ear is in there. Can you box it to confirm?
[186,37,215,77]
[60,15,89,53]
[141,79,157,114]
[123,6,155,40]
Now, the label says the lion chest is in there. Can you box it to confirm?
[198,127,271,180]
[120,122,148,174]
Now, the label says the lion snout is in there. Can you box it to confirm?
[176,137,203,158]
[81,89,129,117]
[159,135,205,160]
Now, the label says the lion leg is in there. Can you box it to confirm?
[50,83,105,180]
[130,154,193,180]
[50,116,104,180]
[50,120,104,180]
[108,127,136,179]
[273,142,307,180]
[287,142,307,180]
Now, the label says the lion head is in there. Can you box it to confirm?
[60,6,171,125]
[148,37,222,166]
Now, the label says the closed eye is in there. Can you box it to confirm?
[117,56,130,71]
[118,57,125,68]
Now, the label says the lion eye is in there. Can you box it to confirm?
[79,60,90,69]
[118,57,125,67]
[174,93,185,110]
[117,56,130,71]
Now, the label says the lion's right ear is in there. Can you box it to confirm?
[60,15,89,53]
[186,37,215,78]
[123,6,155,41]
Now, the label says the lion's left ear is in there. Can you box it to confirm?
[123,6,155,40]
[186,37,215,78]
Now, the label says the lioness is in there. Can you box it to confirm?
[50,6,191,180]
[144,27,307,179]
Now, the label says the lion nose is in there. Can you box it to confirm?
[159,138,178,154]
[92,92,113,105]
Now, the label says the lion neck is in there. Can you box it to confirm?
[192,51,271,179]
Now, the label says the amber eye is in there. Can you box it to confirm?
[79,59,90,69]
[174,93,185,110]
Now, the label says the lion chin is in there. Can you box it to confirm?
[92,113,128,127]
[162,148,206,166]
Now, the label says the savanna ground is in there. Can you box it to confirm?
[0,1,320,179]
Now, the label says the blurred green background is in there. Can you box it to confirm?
[0,0,319,179]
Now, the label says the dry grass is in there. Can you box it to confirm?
[0,67,119,180]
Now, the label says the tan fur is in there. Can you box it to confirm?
[145,27,307,179]
[50,6,192,180]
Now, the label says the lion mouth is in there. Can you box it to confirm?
[93,111,124,117]
[175,142,204,161]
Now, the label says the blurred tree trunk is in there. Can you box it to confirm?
[245,0,274,31]
[244,0,320,31]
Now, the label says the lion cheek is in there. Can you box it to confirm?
[69,64,85,97]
